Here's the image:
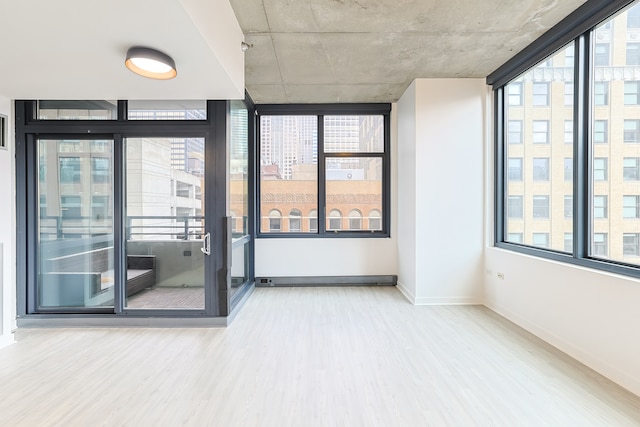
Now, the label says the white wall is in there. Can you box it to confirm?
[396,82,418,297]
[0,95,15,349]
[396,79,485,304]
[484,249,640,397]
[254,106,399,278]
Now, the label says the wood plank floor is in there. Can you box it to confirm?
[1,286,639,426]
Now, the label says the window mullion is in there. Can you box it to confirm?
[317,115,326,234]
[575,33,589,259]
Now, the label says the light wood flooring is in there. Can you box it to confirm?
[1,286,640,426]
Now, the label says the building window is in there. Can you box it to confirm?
[627,42,640,65]
[564,158,573,182]
[594,82,609,106]
[368,209,381,230]
[594,120,608,144]
[593,233,608,257]
[348,210,362,230]
[593,195,607,219]
[564,82,574,106]
[624,120,640,143]
[328,209,342,231]
[532,120,549,144]
[258,108,389,236]
[533,195,549,218]
[508,158,523,181]
[594,43,610,66]
[507,233,523,243]
[564,233,573,252]
[309,210,318,233]
[564,196,573,218]
[623,233,640,256]
[508,120,522,144]
[532,82,550,106]
[508,196,523,219]
[533,158,549,181]
[593,158,607,181]
[508,82,523,106]
[629,4,640,28]
[565,44,575,67]
[624,157,640,181]
[268,210,282,232]
[60,195,81,218]
[532,233,549,248]
[564,120,573,144]
[624,81,640,105]
[289,209,302,232]
[624,196,640,218]
[59,157,81,183]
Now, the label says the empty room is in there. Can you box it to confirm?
[1,0,640,425]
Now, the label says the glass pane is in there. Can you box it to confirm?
[37,139,114,308]
[504,43,575,252]
[326,157,382,232]
[591,3,640,263]
[38,100,117,120]
[260,115,318,233]
[324,115,384,152]
[230,100,249,238]
[230,100,250,299]
[125,137,205,309]
[127,100,206,120]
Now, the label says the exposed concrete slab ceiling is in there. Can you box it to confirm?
[0,0,245,100]
[231,0,588,103]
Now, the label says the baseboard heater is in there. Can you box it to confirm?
[255,275,397,287]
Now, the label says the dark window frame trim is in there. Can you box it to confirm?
[15,99,245,317]
[255,103,391,238]
[494,1,640,279]
[487,0,636,88]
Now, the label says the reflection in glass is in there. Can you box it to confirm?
[230,101,250,296]
[128,100,206,120]
[125,137,205,309]
[504,43,575,251]
[37,139,114,308]
[38,100,117,120]
[260,115,318,233]
[591,3,640,262]
[325,157,382,232]
[324,115,384,152]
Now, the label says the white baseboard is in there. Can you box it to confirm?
[0,332,15,350]
[396,281,415,303]
[396,282,481,306]
[414,296,482,305]
[485,301,640,398]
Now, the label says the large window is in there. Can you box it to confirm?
[258,106,390,236]
[494,0,640,276]
[502,44,574,250]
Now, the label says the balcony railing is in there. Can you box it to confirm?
[40,215,205,241]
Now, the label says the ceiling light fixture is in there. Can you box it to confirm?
[125,47,177,80]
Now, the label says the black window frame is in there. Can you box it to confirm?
[489,0,640,279]
[255,104,391,238]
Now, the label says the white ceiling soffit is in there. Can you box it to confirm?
[0,0,245,100]
[230,0,588,103]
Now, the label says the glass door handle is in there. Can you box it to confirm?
[201,232,211,256]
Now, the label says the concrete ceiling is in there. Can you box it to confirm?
[230,0,588,103]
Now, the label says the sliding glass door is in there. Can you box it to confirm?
[19,99,252,318]
[124,137,206,310]
[37,139,115,308]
